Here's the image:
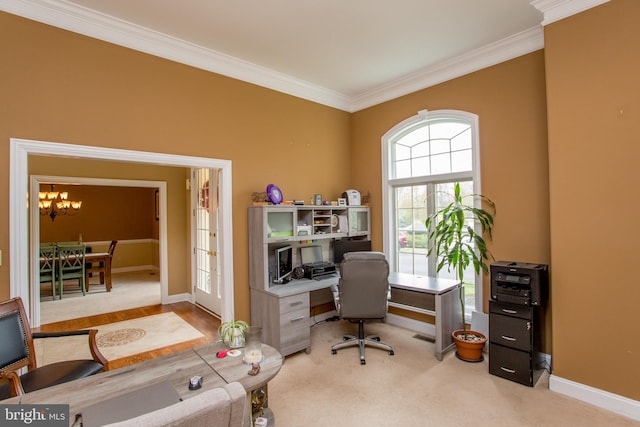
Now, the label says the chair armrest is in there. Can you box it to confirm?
[5,371,25,396]
[32,329,108,370]
[32,330,91,339]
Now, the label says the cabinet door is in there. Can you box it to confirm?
[348,207,370,236]
[266,208,296,242]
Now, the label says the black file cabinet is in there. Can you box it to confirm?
[489,300,544,386]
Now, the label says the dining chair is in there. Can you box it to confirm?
[85,240,117,288]
[57,244,87,298]
[39,244,57,300]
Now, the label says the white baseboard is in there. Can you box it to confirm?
[166,292,191,305]
[550,375,640,422]
[112,265,158,274]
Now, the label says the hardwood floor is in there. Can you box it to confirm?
[35,302,221,370]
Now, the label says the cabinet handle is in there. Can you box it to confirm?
[502,309,518,314]
[289,316,305,322]
[500,335,516,342]
[289,301,304,307]
[500,367,516,374]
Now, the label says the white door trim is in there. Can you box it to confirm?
[10,138,235,326]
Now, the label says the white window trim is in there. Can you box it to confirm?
[381,109,483,316]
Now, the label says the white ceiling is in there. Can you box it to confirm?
[0,0,608,111]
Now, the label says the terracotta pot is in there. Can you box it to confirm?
[452,329,487,362]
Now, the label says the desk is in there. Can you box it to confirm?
[388,272,463,361]
[252,272,462,361]
[4,343,283,426]
[84,252,113,292]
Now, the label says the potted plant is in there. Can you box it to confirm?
[218,319,249,348]
[425,182,496,362]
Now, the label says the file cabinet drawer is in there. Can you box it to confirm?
[489,313,531,352]
[489,344,532,386]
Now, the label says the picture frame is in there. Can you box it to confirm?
[338,198,347,207]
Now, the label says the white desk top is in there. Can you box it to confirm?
[388,272,460,294]
[260,271,460,297]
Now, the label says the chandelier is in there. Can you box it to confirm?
[39,185,82,221]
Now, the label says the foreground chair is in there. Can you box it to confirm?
[0,297,107,399]
[331,251,394,365]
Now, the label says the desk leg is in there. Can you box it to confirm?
[435,285,463,361]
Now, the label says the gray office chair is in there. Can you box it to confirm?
[331,251,394,365]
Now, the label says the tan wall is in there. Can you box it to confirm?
[351,50,551,348]
[0,12,352,322]
[37,184,156,243]
[544,0,640,401]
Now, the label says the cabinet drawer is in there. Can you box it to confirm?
[489,344,532,386]
[489,300,532,320]
[279,293,309,315]
[489,314,532,352]
[280,307,310,355]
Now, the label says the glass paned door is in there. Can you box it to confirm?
[193,168,221,316]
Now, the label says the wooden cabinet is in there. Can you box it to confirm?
[248,205,370,356]
[488,300,545,386]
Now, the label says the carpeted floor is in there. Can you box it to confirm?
[40,270,161,324]
[268,320,639,427]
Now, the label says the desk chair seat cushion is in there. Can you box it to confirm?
[0,360,104,399]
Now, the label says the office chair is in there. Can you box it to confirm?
[0,297,107,399]
[331,251,394,365]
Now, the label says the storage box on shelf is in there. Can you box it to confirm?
[248,205,370,356]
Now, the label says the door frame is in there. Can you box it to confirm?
[10,138,235,327]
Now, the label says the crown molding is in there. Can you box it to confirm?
[3,0,601,112]
[0,0,352,111]
[531,0,610,26]
[350,26,544,112]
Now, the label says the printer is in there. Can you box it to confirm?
[490,261,548,306]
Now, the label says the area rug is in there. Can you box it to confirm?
[35,312,204,365]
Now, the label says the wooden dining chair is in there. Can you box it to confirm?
[57,244,87,298]
[85,240,117,288]
[39,244,57,300]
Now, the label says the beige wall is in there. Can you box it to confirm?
[0,12,351,322]
[544,0,640,401]
[351,50,551,348]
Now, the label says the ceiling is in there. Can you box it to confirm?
[0,1,606,111]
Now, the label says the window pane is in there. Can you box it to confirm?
[411,156,430,176]
[395,143,411,161]
[394,159,411,179]
[412,141,429,157]
[430,138,449,155]
[398,127,429,147]
[451,149,472,172]
[431,153,451,175]
[451,127,471,151]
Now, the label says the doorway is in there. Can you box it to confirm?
[10,138,235,327]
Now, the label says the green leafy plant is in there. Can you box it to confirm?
[425,182,496,340]
[218,319,249,348]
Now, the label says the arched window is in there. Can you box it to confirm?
[381,110,481,316]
